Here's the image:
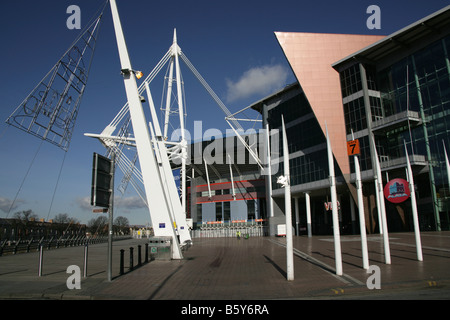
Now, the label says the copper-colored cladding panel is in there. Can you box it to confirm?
[275,32,385,176]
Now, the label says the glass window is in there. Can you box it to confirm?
[247,200,255,220]
[215,202,222,221]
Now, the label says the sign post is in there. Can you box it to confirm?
[91,152,115,281]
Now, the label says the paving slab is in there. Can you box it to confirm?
[0,232,449,303]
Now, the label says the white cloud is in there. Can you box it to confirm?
[76,195,147,212]
[0,196,25,213]
[115,196,147,210]
[76,196,92,211]
[225,64,289,103]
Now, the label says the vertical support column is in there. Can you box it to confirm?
[359,63,383,235]
[411,55,441,231]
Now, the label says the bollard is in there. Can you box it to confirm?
[129,247,134,271]
[38,245,44,277]
[83,243,88,278]
[138,245,142,266]
[120,249,125,275]
[145,243,149,263]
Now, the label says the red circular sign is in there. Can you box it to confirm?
[384,178,410,203]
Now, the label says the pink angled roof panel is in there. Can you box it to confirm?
[275,32,385,176]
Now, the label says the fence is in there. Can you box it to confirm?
[0,235,132,256]
[190,225,268,238]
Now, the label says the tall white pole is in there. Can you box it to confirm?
[204,158,212,199]
[294,197,300,236]
[443,141,450,189]
[374,181,383,234]
[404,141,423,261]
[228,154,236,200]
[109,0,182,259]
[173,29,187,217]
[265,124,274,218]
[282,116,294,281]
[305,192,312,237]
[372,136,390,264]
[107,152,115,281]
[351,131,369,269]
[326,123,342,276]
[355,152,369,269]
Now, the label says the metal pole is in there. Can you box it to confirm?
[38,244,44,277]
[281,117,294,281]
[405,141,423,261]
[305,192,312,237]
[129,247,134,271]
[352,131,369,270]
[145,243,149,263]
[326,123,342,276]
[294,197,300,236]
[107,152,115,281]
[138,244,142,266]
[83,243,88,278]
[119,249,124,275]
[355,154,369,269]
[372,136,391,264]
[265,124,274,218]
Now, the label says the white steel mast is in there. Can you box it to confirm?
[163,29,187,218]
[109,0,182,259]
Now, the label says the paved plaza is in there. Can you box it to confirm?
[0,232,450,301]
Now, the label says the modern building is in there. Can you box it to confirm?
[184,5,450,237]
[254,5,450,235]
[332,5,450,232]
[184,135,269,236]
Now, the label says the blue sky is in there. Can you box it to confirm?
[0,0,447,226]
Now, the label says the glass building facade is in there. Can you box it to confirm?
[259,6,450,236]
[334,8,450,231]
[266,85,329,189]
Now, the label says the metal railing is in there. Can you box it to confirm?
[190,225,268,238]
[0,235,132,256]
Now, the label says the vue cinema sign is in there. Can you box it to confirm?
[384,178,410,203]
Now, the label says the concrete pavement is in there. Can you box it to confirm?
[0,232,450,301]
